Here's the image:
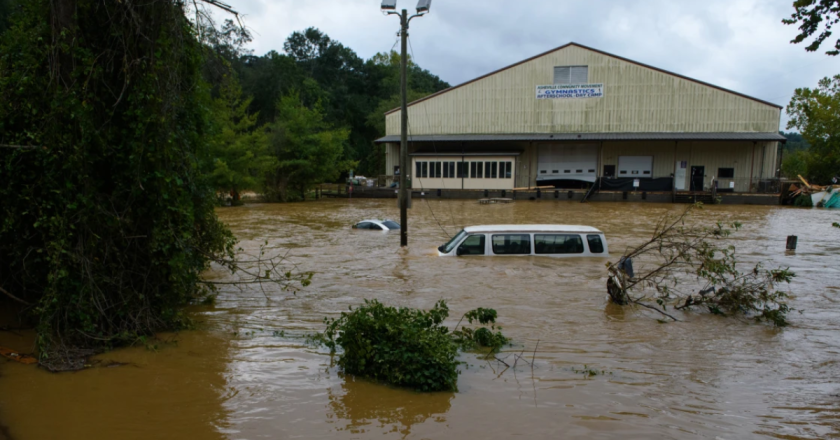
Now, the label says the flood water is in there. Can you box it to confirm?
[2,199,840,439]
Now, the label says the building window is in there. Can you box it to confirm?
[471,162,484,178]
[448,162,455,178]
[415,162,422,179]
[457,162,468,178]
[554,66,588,85]
[433,162,441,178]
[443,162,450,178]
[488,162,498,178]
[422,162,428,178]
[501,161,512,178]
[718,168,735,178]
[476,162,483,178]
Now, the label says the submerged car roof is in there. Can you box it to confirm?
[463,225,603,234]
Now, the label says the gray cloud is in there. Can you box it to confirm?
[220,0,840,129]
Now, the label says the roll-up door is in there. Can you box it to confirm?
[618,156,653,178]
[537,144,597,183]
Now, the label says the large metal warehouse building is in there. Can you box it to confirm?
[376,43,784,195]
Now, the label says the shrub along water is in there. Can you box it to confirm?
[323,300,509,392]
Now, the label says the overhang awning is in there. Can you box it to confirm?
[408,145,522,156]
[375,132,787,143]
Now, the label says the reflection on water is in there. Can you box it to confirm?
[1,199,840,439]
[327,376,453,437]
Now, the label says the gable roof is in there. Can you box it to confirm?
[385,42,783,116]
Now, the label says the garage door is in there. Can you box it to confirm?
[536,144,597,183]
[618,156,653,178]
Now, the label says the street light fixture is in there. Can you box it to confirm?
[383,1,431,248]
[380,0,396,11]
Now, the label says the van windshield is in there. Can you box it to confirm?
[439,229,467,254]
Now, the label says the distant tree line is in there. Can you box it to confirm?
[201,24,449,201]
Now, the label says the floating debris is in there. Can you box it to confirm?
[788,175,840,208]
[478,198,514,205]
[0,346,37,365]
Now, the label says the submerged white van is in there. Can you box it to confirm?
[437,225,608,257]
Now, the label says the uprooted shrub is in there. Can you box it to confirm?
[322,300,508,392]
[607,204,795,327]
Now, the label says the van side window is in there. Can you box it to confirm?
[457,235,485,255]
[587,234,605,253]
[534,234,584,254]
[369,223,383,230]
[491,234,531,255]
[355,222,371,229]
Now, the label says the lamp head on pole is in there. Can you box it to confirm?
[381,0,397,11]
[416,0,431,13]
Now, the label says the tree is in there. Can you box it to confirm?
[265,92,354,201]
[786,75,840,182]
[0,0,235,364]
[783,0,840,55]
[206,76,276,202]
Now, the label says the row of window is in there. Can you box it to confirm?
[415,161,513,179]
[458,234,604,255]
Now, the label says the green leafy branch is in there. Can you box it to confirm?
[607,204,795,327]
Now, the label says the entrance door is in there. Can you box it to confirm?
[690,166,705,191]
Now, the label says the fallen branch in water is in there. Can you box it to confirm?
[199,242,313,300]
[606,203,795,327]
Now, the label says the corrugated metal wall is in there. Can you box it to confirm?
[386,45,780,136]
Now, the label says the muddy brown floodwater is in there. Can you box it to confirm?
[2,200,840,440]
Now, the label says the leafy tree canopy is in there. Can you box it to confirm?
[783,0,840,55]
[265,92,354,201]
[786,75,840,182]
[205,76,276,201]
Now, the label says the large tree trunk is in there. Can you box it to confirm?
[50,0,77,86]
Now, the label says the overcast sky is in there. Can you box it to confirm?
[219,0,840,130]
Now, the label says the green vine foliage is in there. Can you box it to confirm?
[0,0,234,357]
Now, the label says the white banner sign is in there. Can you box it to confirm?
[536,84,604,99]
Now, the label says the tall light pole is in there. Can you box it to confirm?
[382,0,431,247]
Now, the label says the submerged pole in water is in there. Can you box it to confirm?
[786,235,797,251]
[383,2,430,247]
[398,9,408,247]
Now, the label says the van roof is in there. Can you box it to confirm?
[463,225,603,234]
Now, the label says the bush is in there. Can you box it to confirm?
[451,308,509,352]
[323,299,459,392]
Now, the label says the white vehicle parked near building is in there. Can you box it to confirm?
[437,225,608,257]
